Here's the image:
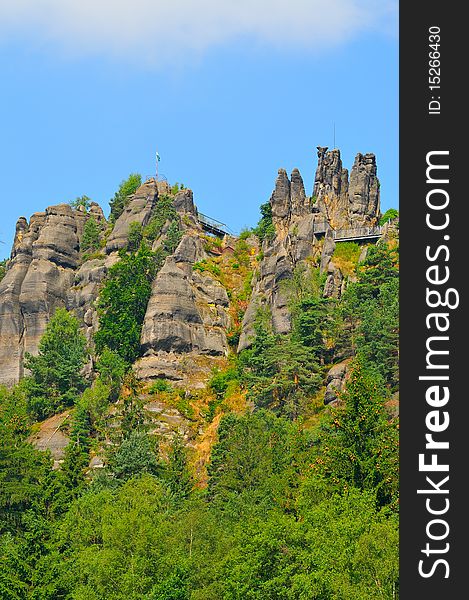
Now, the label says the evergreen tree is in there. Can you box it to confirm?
[94,243,156,364]
[81,215,101,254]
[315,362,399,509]
[254,202,276,243]
[239,309,322,418]
[24,308,88,420]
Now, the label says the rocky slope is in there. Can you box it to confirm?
[0,147,392,402]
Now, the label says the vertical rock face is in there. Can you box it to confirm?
[0,206,82,386]
[0,148,383,389]
[348,153,380,225]
[314,147,350,229]
[0,176,227,387]
[135,234,231,386]
[313,147,381,228]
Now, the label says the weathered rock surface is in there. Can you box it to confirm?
[0,178,219,386]
[105,179,158,253]
[136,234,231,385]
[29,411,71,468]
[348,153,380,226]
[324,359,352,405]
[0,206,84,386]
[314,147,350,229]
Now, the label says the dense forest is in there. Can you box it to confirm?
[0,168,399,599]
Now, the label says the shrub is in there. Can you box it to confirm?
[127,221,143,252]
[149,380,174,394]
[193,260,221,278]
[70,195,91,211]
[379,208,399,226]
[254,202,276,243]
[0,259,7,282]
[332,241,361,276]
[109,173,142,223]
[238,228,252,240]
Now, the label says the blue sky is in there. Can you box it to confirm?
[0,1,398,259]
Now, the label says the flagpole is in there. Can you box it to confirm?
[156,151,159,181]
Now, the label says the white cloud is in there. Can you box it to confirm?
[0,1,397,66]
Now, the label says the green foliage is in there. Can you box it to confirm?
[149,379,174,394]
[70,195,92,211]
[314,362,399,509]
[238,228,252,240]
[254,202,276,243]
[193,260,222,278]
[127,221,143,252]
[0,422,52,534]
[338,244,399,388]
[170,182,186,194]
[208,411,308,514]
[233,239,250,267]
[144,195,179,242]
[95,348,129,401]
[94,243,156,364]
[379,208,399,226]
[162,436,192,502]
[109,173,142,223]
[0,259,7,282]
[239,308,322,418]
[0,200,400,598]
[222,491,398,600]
[208,368,238,399]
[81,215,101,254]
[164,219,183,254]
[109,431,160,481]
[78,378,111,431]
[332,241,361,275]
[24,308,88,420]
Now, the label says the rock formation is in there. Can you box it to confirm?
[0,148,385,403]
[0,177,232,388]
[135,234,231,386]
[238,147,382,350]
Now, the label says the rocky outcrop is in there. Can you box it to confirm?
[324,359,352,405]
[135,235,231,386]
[239,147,382,351]
[105,179,158,253]
[314,147,380,229]
[314,147,350,229]
[348,153,380,226]
[0,206,82,386]
[0,147,384,396]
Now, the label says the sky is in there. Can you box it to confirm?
[0,1,398,259]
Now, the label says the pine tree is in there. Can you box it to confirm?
[81,215,101,253]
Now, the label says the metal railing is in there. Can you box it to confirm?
[334,226,382,240]
[312,224,383,241]
[197,212,230,237]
